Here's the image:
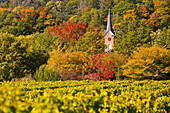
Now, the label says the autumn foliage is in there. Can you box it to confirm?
[148,0,169,30]
[140,6,149,18]
[122,46,170,80]
[48,20,87,45]
[19,8,37,25]
[88,53,115,80]
[47,51,90,75]
[124,9,137,20]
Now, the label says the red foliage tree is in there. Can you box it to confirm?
[48,20,87,45]
[87,53,115,81]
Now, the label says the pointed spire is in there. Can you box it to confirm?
[104,9,115,36]
[107,9,113,32]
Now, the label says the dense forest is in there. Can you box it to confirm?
[0,0,169,81]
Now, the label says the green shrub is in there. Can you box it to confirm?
[34,65,61,81]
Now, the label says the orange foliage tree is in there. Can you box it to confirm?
[47,20,87,45]
[123,9,137,21]
[0,8,7,22]
[140,6,149,18]
[17,6,55,33]
[35,6,48,32]
[18,8,37,26]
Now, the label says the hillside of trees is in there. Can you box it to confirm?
[0,0,169,81]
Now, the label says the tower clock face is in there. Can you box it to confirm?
[108,37,111,41]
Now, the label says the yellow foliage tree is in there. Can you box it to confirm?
[122,46,170,80]
[47,51,91,75]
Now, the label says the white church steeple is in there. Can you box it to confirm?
[104,9,115,52]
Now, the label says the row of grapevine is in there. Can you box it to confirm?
[0,80,169,112]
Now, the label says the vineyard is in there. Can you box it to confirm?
[0,80,169,113]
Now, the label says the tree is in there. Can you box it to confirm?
[47,51,91,75]
[0,21,33,36]
[65,0,79,15]
[45,1,60,24]
[0,33,29,80]
[0,33,49,81]
[81,8,105,27]
[18,8,38,27]
[3,12,19,26]
[23,33,59,52]
[150,27,170,49]
[114,11,152,55]
[16,21,33,36]
[70,28,104,55]
[112,1,136,17]
[114,29,151,55]
[0,7,8,28]
[34,64,61,82]
[24,48,49,76]
[139,6,149,19]
[0,7,7,22]
[88,0,101,9]
[148,0,170,31]
[88,53,115,80]
[47,20,87,45]
[0,25,17,35]
[35,6,48,33]
[102,52,127,80]
[122,46,170,80]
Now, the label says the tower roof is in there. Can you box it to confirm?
[104,9,115,36]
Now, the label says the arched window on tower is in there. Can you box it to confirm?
[108,44,112,52]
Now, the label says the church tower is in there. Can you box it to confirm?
[104,9,115,52]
